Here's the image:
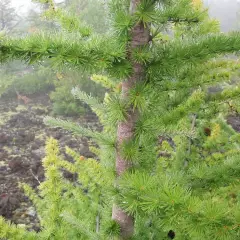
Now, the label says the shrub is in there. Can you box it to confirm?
[50,71,105,116]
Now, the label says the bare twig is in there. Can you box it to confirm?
[185,114,197,167]
[30,169,41,185]
[96,214,100,233]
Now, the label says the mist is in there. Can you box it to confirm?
[204,0,240,31]
[10,0,240,32]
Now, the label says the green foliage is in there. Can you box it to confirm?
[2,0,240,240]
[50,86,85,116]
[0,64,54,98]
[14,67,54,95]
[50,70,105,116]
[155,0,208,24]
[0,70,14,97]
[50,80,85,116]
[16,138,112,240]
[43,6,92,36]
[65,0,109,34]
[0,216,36,240]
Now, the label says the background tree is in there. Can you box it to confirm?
[0,0,20,32]
[0,1,23,99]
[0,0,107,117]
[64,0,109,33]
[1,0,240,239]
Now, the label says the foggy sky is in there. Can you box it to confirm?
[11,0,32,10]
[10,0,240,32]
[204,0,240,31]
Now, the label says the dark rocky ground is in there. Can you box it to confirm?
[0,93,101,231]
[227,115,240,132]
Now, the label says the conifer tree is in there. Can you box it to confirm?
[2,0,240,239]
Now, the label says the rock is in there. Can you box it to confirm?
[63,170,76,181]
[59,135,70,143]
[32,147,45,160]
[8,159,23,172]
[8,112,37,128]
[32,224,41,232]
[65,139,78,148]
[227,115,240,132]
[15,130,35,144]
[25,131,35,143]
[31,118,43,125]
[21,213,27,218]
[17,224,26,229]
[79,144,90,155]
[51,131,62,140]
[26,207,36,217]
[0,150,8,159]
[34,139,44,147]
[0,174,6,180]
[10,107,17,112]
[0,132,9,143]
[0,194,19,217]
[17,129,26,137]
[31,161,41,173]
[16,219,27,224]
[34,108,46,115]
[208,86,223,94]
[31,142,39,150]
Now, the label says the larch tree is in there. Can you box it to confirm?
[2,0,240,239]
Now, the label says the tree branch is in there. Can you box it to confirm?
[0,33,123,71]
[149,33,240,76]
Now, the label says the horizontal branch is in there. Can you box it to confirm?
[158,59,240,91]
[188,155,240,190]
[0,33,125,71]
[71,88,104,114]
[149,32,240,77]
[44,116,114,146]
[155,0,206,25]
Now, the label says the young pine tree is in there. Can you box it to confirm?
[2,0,240,239]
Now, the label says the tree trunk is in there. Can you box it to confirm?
[112,0,150,239]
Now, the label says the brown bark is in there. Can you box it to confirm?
[112,0,150,239]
